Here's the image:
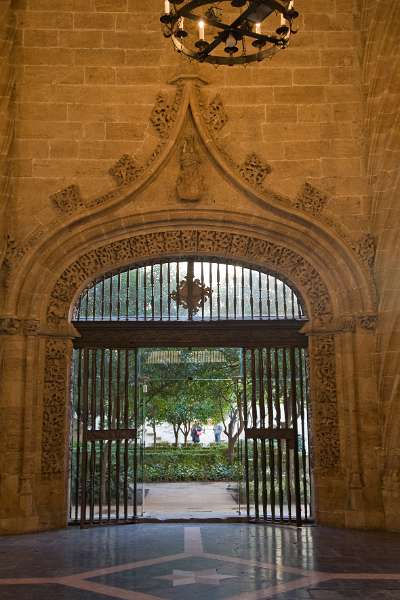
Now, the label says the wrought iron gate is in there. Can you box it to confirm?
[241,347,312,524]
[69,257,311,527]
[69,348,143,527]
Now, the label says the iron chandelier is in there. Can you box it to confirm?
[160,0,299,65]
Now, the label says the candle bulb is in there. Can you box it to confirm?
[179,16,184,29]
[280,13,285,25]
[255,22,261,35]
[164,0,170,14]
[198,19,205,40]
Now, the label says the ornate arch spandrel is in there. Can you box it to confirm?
[40,228,341,483]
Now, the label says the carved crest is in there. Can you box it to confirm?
[239,153,272,187]
[109,154,142,186]
[295,182,329,216]
[176,136,204,202]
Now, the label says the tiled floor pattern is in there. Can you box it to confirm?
[0,524,400,599]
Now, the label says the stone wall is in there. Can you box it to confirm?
[360,0,400,530]
[9,0,368,237]
[0,0,398,533]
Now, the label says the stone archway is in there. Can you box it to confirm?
[37,227,345,530]
[0,76,383,533]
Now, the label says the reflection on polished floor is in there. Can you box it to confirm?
[1,523,400,599]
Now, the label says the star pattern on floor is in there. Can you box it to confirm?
[0,526,400,600]
[156,567,238,586]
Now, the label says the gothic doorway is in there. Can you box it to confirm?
[69,258,312,527]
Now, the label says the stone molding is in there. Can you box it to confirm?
[46,229,332,327]
[41,338,69,481]
[310,334,341,473]
[0,317,40,335]
[301,313,378,335]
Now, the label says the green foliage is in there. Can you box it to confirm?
[143,444,241,482]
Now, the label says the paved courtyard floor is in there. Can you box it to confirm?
[142,482,240,518]
[1,523,400,599]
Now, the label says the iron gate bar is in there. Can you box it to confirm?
[290,347,302,526]
[75,259,305,323]
[99,349,105,521]
[84,428,137,442]
[133,349,138,517]
[241,349,251,518]
[80,349,89,527]
[250,349,259,519]
[258,348,268,519]
[245,428,296,443]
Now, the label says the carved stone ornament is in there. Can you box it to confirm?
[170,272,211,314]
[0,317,21,335]
[50,184,84,215]
[201,94,228,134]
[109,154,143,186]
[358,314,378,331]
[294,182,329,216]
[46,229,332,326]
[239,153,272,188]
[310,334,341,473]
[0,317,41,335]
[150,91,179,139]
[41,338,68,480]
[176,136,204,202]
[356,233,376,268]
[23,319,40,335]
[301,314,356,335]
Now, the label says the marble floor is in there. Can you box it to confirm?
[1,523,400,599]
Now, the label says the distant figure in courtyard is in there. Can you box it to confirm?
[213,423,223,443]
[191,423,202,443]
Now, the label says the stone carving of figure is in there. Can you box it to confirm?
[176,135,204,202]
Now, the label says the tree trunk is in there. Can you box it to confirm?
[152,421,157,448]
[173,425,180,447]
[227,436,236,464]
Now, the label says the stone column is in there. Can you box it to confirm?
[0,317,74,533]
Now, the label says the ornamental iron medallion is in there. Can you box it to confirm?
[170,262,211,318]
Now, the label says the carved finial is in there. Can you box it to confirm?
[356,233,376,268]
[239,153,272,188]
[50,184,83,215]
[176,135,205,202]
[294,182,329,216]
[109,154,142,186]
[202,94,228,134]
